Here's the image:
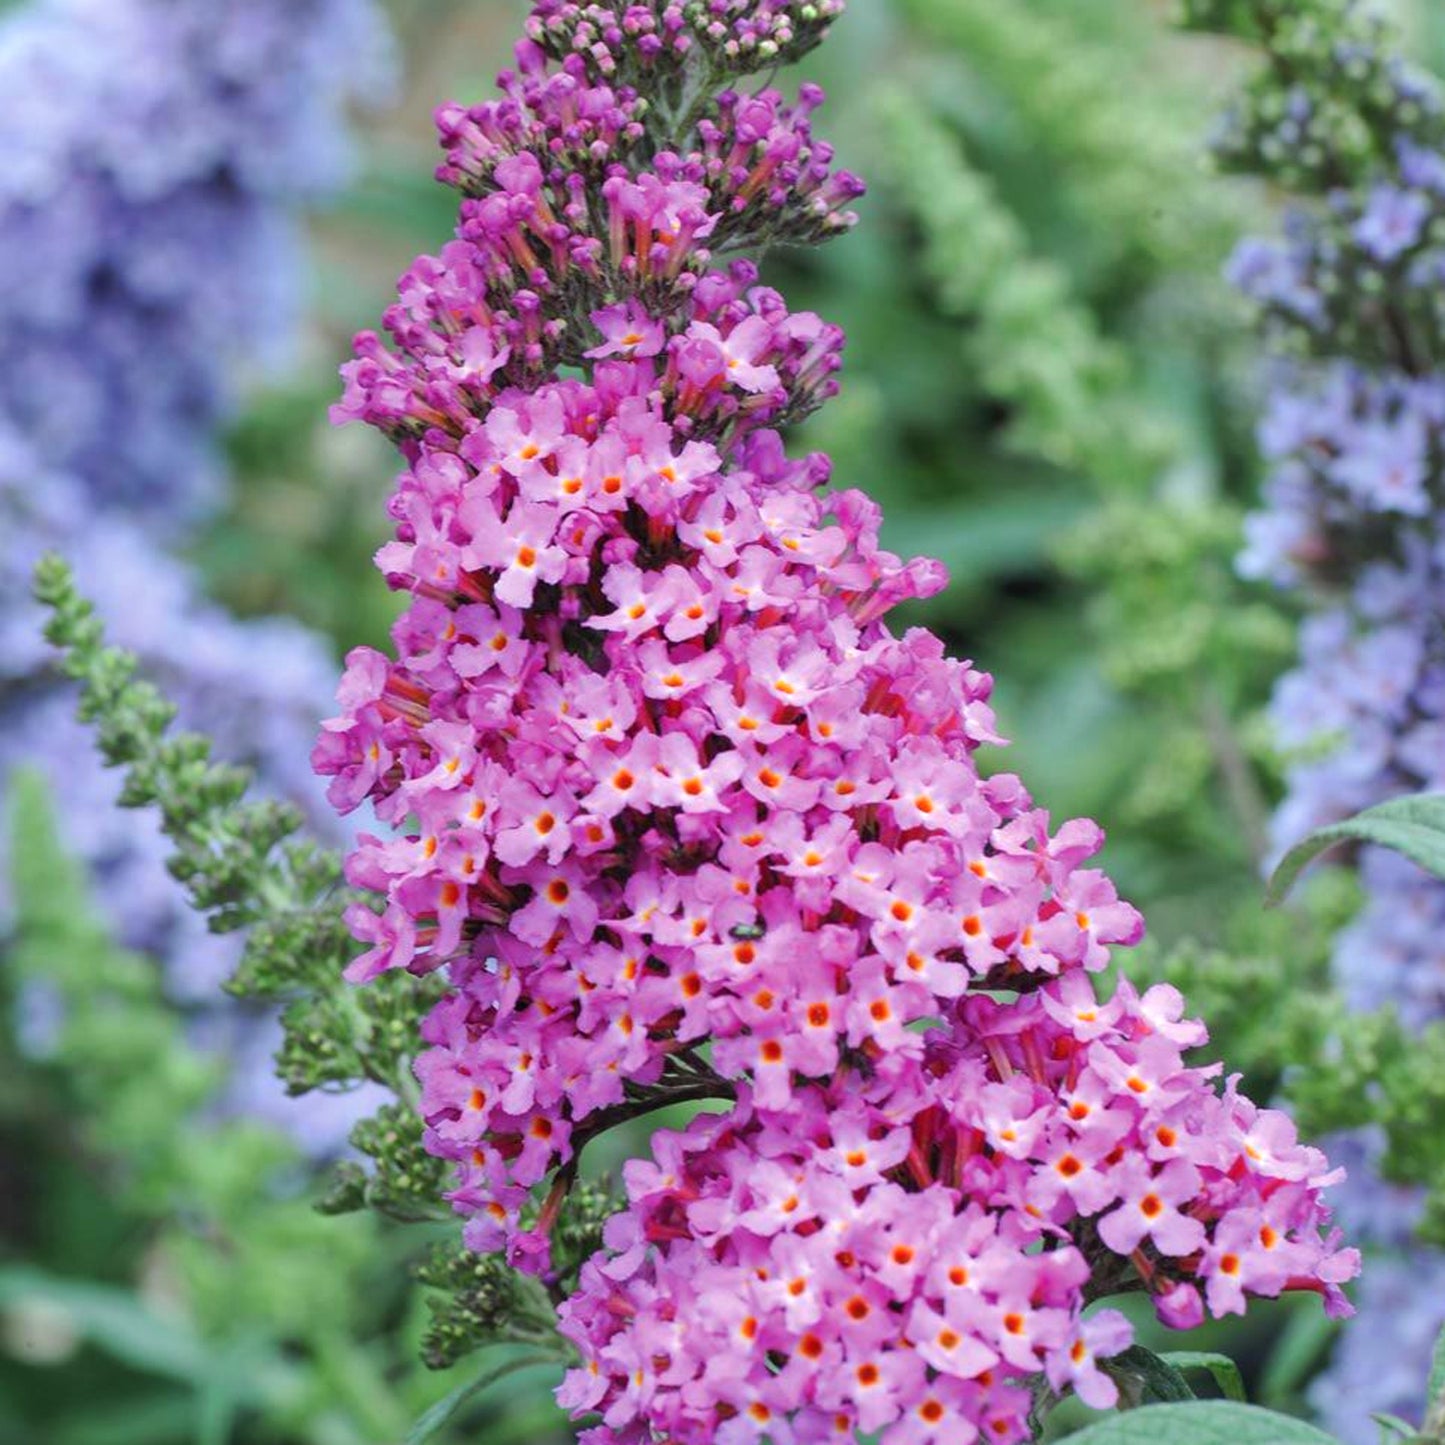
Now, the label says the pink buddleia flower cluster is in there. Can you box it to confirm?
[315,3,1359,1440]
[524,2,847,75]
[336,5,860,440]
[557,977,1355,1444]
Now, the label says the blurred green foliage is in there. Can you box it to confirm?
[9,0,1445,1441]
[770,0,1289,940]
[0,766,576,1445]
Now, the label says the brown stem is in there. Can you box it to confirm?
[1200,683,1270,869]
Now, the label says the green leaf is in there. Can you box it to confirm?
[1162,1351,1248,1403]
[0,1268,207,1383]
[1429,1321,1445,1406]
[1266,794,1445,906]
[1421,1322,1445,1442]
[1065,1400,1341,1445]
[405,1355,560,1445]
[193,1336,286,1445]
[51,1394,197,1445]
[195,1382,238,1445]
[1371,1413,1418,1443]
[1101,1345,1195,1408]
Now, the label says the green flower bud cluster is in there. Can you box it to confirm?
[34,553,422,1116]
[2,764,420,1440]
[410,1178,619,1370]
[1135,879,1353,1092]
[1184,0,1445,189]
[29,554,541,1380]
[339,1104,453,1224]
[415,1244,559,1370]
[1289,1010,1445,1249]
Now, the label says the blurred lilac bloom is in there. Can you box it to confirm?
[1330,413,1430,515]
[0,0,396,1147]
[1354,183,1430,261]
[1398,139,1445,192]
[1234,115,1445,1440]
[0,0,393,532]
[1309,1249,1445,1440]
[1227,234,1326,326]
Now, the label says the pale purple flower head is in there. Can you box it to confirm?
[1354,183,1430,260]
[1231,52,1445,1441]
[0,0,392,527]
[0,0,394,1151]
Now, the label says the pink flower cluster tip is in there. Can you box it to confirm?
[314,4,1360,1441]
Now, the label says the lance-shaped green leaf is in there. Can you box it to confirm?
[1374,1412,1419,1442]
[1066,1400,1341,1445]
[1430,1319,1445,1405]
[405,1354,562,1445]
[1162,1351,1248,1404]
[1266,795,1445,906]
[1101,1345,1195,1408]
[1421,1321,1445,1443]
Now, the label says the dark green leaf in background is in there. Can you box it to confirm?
[1066,1400,1340,1445]
[405,1354,562,1445]
[1162,1351,1249,1404]
[1267,795,1445,906]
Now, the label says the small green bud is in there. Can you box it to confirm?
[317,1160,369,1216]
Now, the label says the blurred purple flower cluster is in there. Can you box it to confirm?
[0,0,392,525]
[1235,135,1445,1028]
[1230,49,1445,1442]
[0,0,393,1146]
[1298,1128,1445,1442]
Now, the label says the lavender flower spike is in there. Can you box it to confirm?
[0,0,394,1144]
[1228,17,1445,1440]
[0,0,393,531]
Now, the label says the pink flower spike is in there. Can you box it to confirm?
[315,14,1361,1439]
[464,499,568,607]
[341,901,417,982]
[688,316,781,395]
[493,777,578,866]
